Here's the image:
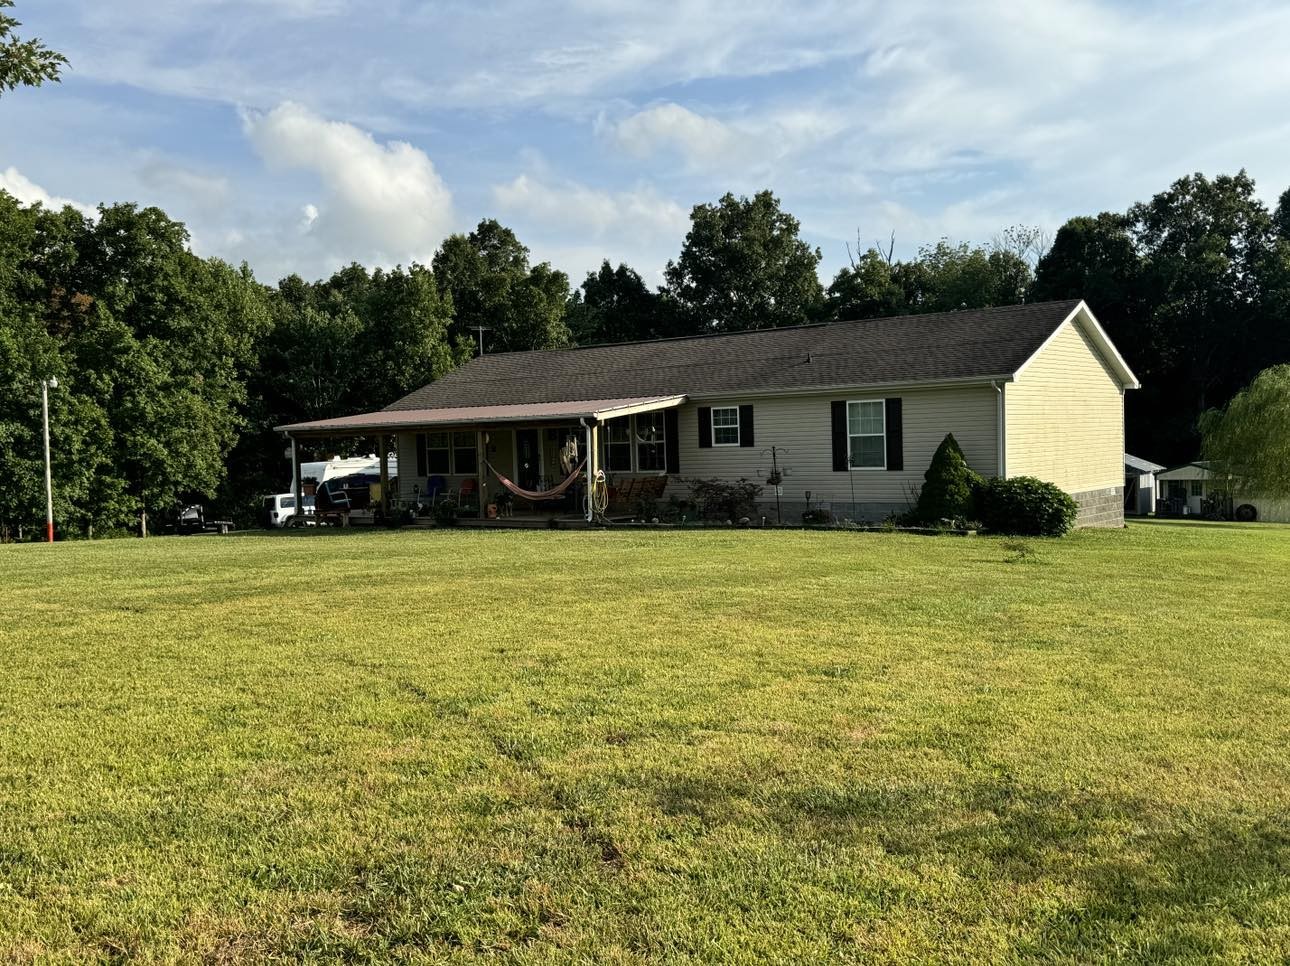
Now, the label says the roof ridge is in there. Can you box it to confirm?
[473,299,1083,358]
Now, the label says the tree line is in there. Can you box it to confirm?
[3,172,1289,537]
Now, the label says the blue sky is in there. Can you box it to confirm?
[4,0,1290,287]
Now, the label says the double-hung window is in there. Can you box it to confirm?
[711,406,740,446]
[424,432,451,474]
[847,400,886,469]
[452,431,478,475]
[602,416,632,472]
[636,412,667,472]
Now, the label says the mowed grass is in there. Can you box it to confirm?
[1,523,1288,963]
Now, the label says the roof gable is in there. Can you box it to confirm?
[387,300,1101,411]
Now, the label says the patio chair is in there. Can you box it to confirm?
[426,475,447,505]
[458,478,479,512]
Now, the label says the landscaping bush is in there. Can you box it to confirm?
[801,508,832,526]
[433,499,459,527]
[683,477,763,521]
[914,434,982,523]
[977,476,1078,536]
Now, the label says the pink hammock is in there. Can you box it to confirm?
[487,460,586,502]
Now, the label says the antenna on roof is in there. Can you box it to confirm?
[471,325,490,356]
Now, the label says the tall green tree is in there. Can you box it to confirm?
[1201,365,1290,499]
[567,260,675,344]
[432,219,571,352]
[825,233,1035,321]
[0,194,273,536]
[0,1,66,95]
[1034,171,1290,462]
[665,191,823,333]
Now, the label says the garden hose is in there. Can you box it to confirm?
[588,469,609,519]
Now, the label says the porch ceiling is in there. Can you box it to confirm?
[275,394,686,436]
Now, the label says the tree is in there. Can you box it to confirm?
[825,231,1036,322]
[0,193,273,536]
[0,1,67,95]
[567,260,674,344]
[1033,172,1290,464]
[913,434,982,523]
[664,191,823,332]
[1201,364,1290,500]
[432,219,571,352]
[824,246,908,321]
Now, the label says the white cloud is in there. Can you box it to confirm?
[610,103,740,166]
[240,101,455,268]
[137,160,231,211]
[0,168,96,218]
[493,173,689,239]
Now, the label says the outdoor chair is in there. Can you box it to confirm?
[426,475,447,505]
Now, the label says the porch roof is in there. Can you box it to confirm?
[275,394,686,436]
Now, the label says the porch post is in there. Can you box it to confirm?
[476,428,486,519]
[584,419,596,523]
[378,435,390,518]
[291,436,304,525]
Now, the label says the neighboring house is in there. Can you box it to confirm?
[1125,453,1165,516]
[1155,462,1290,522]
[276,299,1140,527]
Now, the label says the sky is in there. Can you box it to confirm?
[4,0,1290,289]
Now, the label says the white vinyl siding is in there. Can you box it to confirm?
[676,386,998,509]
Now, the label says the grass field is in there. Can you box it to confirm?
[1,522,1288,963]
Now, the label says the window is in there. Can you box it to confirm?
[602,417,632,472]
[846,400,886,468]
[711,406,740,446]
[635,411,667,472]
[1190,479,1204,498]
[453,431,478,475]
[424,432,451,474]
[1168,480,1186,500]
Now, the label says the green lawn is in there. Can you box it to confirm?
[1,523,1287,963]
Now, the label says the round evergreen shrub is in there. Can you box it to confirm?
[978,476,1078,536]
[914,434,983,523]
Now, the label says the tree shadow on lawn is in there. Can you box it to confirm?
[763,776,1288,959]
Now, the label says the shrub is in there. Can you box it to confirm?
[801,508,832,526]
[433,499,459,527]
[683,477,763,521]
[914,434,982,523]
[978,476,1078,536]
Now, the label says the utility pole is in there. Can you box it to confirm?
[41,377,57,542]
[471,325,490,356]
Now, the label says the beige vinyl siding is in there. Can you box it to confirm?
[675,385,999,509]
[1004,319,1124,493]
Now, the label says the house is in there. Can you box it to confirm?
[276,299,1140,527]
[1124,453,1165,516]
[1155,462,1290,522]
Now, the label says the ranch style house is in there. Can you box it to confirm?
[277,299,1140,527]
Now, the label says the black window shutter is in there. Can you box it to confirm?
[697,407,712,448]
[664,408,680,474]
[738,405,754,447]
[885,398,904,471]
[416,433,427,477]
[830,401,848,471]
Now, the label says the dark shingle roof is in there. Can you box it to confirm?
[386,300,1085,411]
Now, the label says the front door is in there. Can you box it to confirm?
[516,429,541,490]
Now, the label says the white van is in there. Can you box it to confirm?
[263,492,316,528]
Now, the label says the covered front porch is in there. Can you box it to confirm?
[275,395,684,526]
